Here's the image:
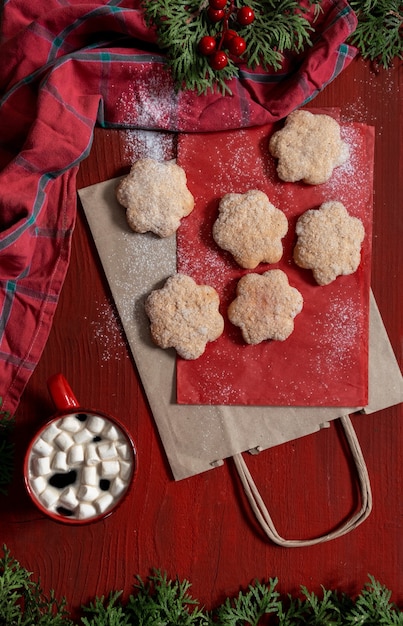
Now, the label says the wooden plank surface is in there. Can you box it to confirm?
[1,57,402,619]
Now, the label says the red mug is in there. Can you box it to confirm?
[24,373,137,524]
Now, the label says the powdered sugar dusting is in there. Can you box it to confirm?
[123,129,174,163]
[116,64,178,162]
[341,66,400,133]
[318,123,371,215]
[116,66,179,130]
[90,300,129,364]
[205,129,266,196]
[104,229,176,333]
[311,296,362,376]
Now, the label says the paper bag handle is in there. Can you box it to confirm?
[233,415,372,547]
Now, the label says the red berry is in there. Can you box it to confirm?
[209,0,227,9]
[237,6,255,25]
[228,35,246,56]
[207,6,225,22]
[222,29,238,46]
[209,50,228,70]
[198,35,217,56]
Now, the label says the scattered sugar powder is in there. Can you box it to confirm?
[342,96,369,124]
[103,229,176,330]
[310,296,363,377]
[177,241,232,294]
[116,64,178,163]
[341,66,400,122]
[90,300,129,365]
[205,130,267,196]
[117,66,179,130]
[123,129,175,163]
[319,124,369,211]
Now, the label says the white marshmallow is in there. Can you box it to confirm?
[60,415,82,433]
[101,460,120,478]
[52,451,68,471]
[73,428,93,444]
[31,455,51,476]
[54,431,74,451]
[32,438,53,457]
[86,415,105,434]
[95,493,114,514]
[116,442,131,461]
[81,466,98,486]
[67,444,84,465]
[41,421,61,443]
[77,485,100,502]
[39,487,59,508]
[30,475,47,495]
[76,502,97,519]
[97,442,117,460]
[102,424,120,441]
[110,477,126,497]
[85,443,100,466]
[119,460,132,482]
[59,487,79,509]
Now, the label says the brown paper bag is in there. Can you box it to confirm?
[78,178,402,544]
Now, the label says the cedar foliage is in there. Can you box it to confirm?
[142,0,402,94]
[142,0,319,94]
[349,0,403,68]
[0,546,402,625]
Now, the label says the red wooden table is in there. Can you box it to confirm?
[1,57,402,619]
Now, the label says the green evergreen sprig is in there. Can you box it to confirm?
[348,0,403,68]
[212,577,281,624]
[142,0,402,94]
[0,546,73,626]
[1,545,402,625]
[142,0,318,94]
[125,570,209,625]
[0,399,14,495]
[81,592,129,626]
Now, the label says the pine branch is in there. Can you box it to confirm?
[142,0,401,94]
[0,548,402,625]
[298,585,344,625]
[126,569,209,625]
[141,0,318,94]
[348,0,403,67]
[0,546,72,626]
[212,578,280,625]
[80,592,130,626]
[344,576,403,625]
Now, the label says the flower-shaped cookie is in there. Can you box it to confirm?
[228,270,303,344]
[294,201,365,285]
[145,274,224,360]
[269,110,349,185]
[212,190,288,269]
[116,158,194,237]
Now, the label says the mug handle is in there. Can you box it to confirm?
[47,373,80,411]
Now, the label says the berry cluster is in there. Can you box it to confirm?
[198,0,255,70]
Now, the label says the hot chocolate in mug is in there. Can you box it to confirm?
[24,373,137,524]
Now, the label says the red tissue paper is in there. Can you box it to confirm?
[176,118,374,407]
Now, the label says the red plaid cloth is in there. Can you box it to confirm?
[0,0,357,414]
